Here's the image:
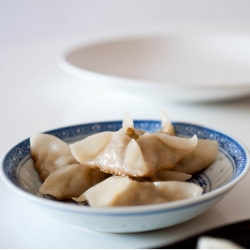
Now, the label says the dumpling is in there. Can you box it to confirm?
[30,133,109,200]
[30,134,78,181]
[69,118,197,178]
[77,176,203,207]
[39,163,109,200]
[172,139,218,174]
[155,112,218,175]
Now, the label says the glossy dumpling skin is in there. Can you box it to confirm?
[69,130,197,178]
[30,134,78,181]
[39,163,109,200]
[79,176,203,207]
[172,139,218,174]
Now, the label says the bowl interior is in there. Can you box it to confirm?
[63,33,250,86]
[2,121,248,206]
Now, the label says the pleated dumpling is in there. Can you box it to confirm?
[30,133,78,181]
[156,112,219,175]
[76,176,203,207]
[172,139,219,174]
[39,163,109,200]
[69,114,198,178]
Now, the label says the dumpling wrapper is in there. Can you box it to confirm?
[75,176,203,206]
[158,110,176,136]
[69,130,197,178]
[172,139,218,174]
[39,163,109,200]
[30,134,78,181]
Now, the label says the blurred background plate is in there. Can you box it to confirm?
[59,31,250,103]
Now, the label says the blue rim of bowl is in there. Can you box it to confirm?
[0,120,249,216]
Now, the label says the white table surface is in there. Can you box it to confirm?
[1,1,250,248]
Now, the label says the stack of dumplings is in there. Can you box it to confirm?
[30,112,218,207]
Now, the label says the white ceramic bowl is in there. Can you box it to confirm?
[59,32,250,102]
[1,120,249,233]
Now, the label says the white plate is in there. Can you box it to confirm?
[1,120,249,233]
[58,32,250,102]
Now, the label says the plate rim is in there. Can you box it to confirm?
[58,32,250,89]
